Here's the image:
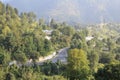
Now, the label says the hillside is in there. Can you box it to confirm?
[86,23,120,39]
[0,1,120,80]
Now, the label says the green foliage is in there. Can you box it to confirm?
[67,49,90,80]
[0,47,11,66]
[5,72,16,80]
[27,51,40,61]
[70,39,82,49]
[88,50,99,73]
[0,1,120,80]
[95,63,120,80]
[0,1,55,62]
[41,61,66,76]
[70,30,88,51]
[44,39,53,52]
[51,30,61,37]
[116,37,120,45]
[13,52,27,64]
[99,52,116,64]
[0,53,4,64]
[60,26,75,36]
[0,67,5,79]
[41,75,67,80]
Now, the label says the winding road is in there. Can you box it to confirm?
[9,47,69,66]
[51,47,69,63]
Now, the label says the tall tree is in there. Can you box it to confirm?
[88,50,99,73]
[67,49,90,80]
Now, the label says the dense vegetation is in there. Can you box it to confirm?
[0,2,120,80]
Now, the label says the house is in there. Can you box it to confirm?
[42,30,53,35]
[85,36,94,41]
[45,36,51,40]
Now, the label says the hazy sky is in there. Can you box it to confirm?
[1,0,120,24]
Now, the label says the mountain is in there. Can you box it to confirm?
[1,0,120,24]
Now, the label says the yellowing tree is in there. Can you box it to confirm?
[67,48,90,80]
[2,26,11,36]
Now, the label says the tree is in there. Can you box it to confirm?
[28,51,40,62]
[67,49,90,80]
[38,18,45,26]
[21,70,35,80]
[14,8,18,15]
[72,32,82,40]
[88,50,99,73]
[50,18,56,28]
[107,38,115,52]
[70,39,82,49]
[5,72,16,80]
[116,37,120,45]
[51,30,61,37]
[12,52,27,64]
[0,67,5,80]
[95,63,120,80]
[0,47,11,66]
[27,12,36,23]
[99,52,116,64]
[60,26,75,36]
[44,39,53,53]
[0,53,4,65]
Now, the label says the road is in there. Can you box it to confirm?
[36,47,69,65]
[9,47,69,66]
[51,47,69,63]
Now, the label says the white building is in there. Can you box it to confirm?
[85,36,94,41]
[42,30,53,35]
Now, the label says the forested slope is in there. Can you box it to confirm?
[0,2,120,80]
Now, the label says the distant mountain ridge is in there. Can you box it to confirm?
[1,0,120,24]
